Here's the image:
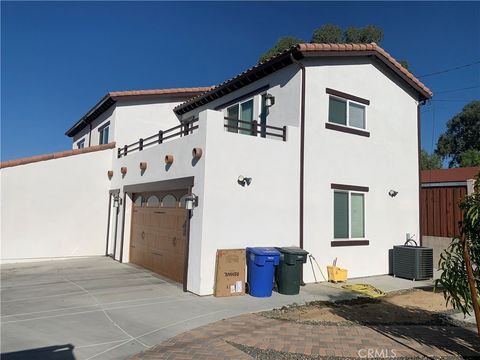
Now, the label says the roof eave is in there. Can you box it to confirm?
[300,50,432,101]
[174,49,303,116]
[65,94,114,137]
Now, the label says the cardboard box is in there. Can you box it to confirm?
[214,249,246,297]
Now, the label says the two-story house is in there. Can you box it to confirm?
[1,43,432,296]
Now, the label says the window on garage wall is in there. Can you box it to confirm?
[146,195,160,207]
[161,194,177,207]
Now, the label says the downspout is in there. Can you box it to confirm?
[88,123,92,147]
[417,100,426,245]
[290,53,306,250]
[105,193,112,256]
[119,192,127,262]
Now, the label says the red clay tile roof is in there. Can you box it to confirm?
[0,142,116,169]
[66,87,213,137]
[108,87,214,98]
[421,167,480,183]
[174,43,432,115]
[297,43,432,98]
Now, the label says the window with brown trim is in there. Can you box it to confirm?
[326,89,370,136]
[333,187,367,241]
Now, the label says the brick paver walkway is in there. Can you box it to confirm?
[129,313,480,359]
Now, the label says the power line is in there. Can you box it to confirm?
[431,99,474,102]
[418,60,480,78]
[435,85,480,94]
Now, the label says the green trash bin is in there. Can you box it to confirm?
[275,247,309,295]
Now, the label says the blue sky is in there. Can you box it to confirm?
[1,1,479,161]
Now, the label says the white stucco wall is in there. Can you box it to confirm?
[198,111,300,295]
[71,97,191,150]
[1,149,112,262]
[179,66,302,129]
[301,58,420,282]
[114,98,185,149]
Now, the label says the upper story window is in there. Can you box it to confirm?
[77,139,85,149]
[99,123,110,145]
[325,89,370,137]
[328,96,366,130]
[226,98,254,135]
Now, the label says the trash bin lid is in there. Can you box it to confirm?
[247,247,280,256]
[276,247,309,255]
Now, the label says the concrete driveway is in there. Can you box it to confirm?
[1,257,435,360]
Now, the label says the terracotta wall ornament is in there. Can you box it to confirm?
[107,170,114,178]
[165,155,174,164]
[139,162,147,171]
[192,148,203,159]
[121,167,127,175]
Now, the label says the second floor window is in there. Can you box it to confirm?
[329,96,366,130]
[77,139,85,149]
[99,124,110,145]
[226,99,254,135]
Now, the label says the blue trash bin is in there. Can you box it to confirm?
[246,247,281,297]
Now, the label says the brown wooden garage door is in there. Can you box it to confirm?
[129,191,188,283]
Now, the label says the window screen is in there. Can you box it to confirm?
[351,193,365,238]
[239,99,254,135]
[334,191,349,238]
[226,105,239,133]
[349,103,366,129]
[329,97,347,125]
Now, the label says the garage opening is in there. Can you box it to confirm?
[129,190,189,284]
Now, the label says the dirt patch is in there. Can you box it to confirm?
[262,288,453,325]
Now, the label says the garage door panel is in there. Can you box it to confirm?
[130,194,187,284]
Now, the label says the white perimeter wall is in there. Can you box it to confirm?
[302,58,420,282]
[1,149,112,262]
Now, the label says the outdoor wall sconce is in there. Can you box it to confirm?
[265,93,275,107]
[113,194,122,208]
[184,193,198,210]
[238,175,252,186]
[107,170,114,178]
[120,167,127,175]
[388,190,399,197]
[139,162,147,171]
[165,154,174,164]
[192,147,203,159]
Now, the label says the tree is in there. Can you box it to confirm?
[436,100,480,168]
[460,149,480,167]
[344,25,384,44]
[259,36,304,63]
[435,173,480,334]
[398,59,409,70]
[311,24,343,43]
[420,149,442,170]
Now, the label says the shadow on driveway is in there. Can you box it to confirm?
[2,344,75,360]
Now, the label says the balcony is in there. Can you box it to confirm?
[117,116,287,158]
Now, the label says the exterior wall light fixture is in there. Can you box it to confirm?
[238,175,252,186]
[388,190,399,197]
[184,193,198,210]
[113,194,122,208]
[265,93,275,108]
